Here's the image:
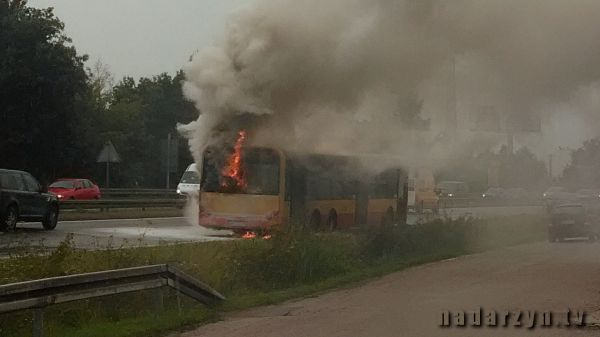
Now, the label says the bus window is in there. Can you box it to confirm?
[369,170,397,199]
[307,177,331,200]
[408,178,415,191]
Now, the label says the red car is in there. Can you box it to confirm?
[48,179,101,200]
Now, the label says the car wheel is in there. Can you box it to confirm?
[1,205,18,232]
[42,205,59,230]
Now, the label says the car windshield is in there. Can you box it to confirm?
[50,181,75,188]
[180,171,200,184]
[553,206,584,216]
[438,182,467,193]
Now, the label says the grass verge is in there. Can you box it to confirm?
[0,214,546,337]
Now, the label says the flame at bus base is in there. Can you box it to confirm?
[220,130,247,193]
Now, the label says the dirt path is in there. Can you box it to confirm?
[176,241,600,337]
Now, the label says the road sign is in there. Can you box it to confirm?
[97,141,121,163]
[97,141,120,188]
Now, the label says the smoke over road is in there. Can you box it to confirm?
[179,0,600,170]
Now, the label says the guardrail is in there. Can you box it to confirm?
[60,198,186,212]
[100,188,183,199]
[0,264,225,337]
[438,197,544,209]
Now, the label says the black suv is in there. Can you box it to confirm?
[0,169,59,232]
[548,204,599,242]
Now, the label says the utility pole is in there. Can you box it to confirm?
[166,133,171,189]
[449,56,458,142]
[106,150,110,189]
[506,132,514,155]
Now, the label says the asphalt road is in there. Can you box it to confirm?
[175,241,600,337]
[0,217,230,251]
[0,206,545,251]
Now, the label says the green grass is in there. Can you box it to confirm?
[0,214,547,337]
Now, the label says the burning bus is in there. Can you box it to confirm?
[197,131,408,234]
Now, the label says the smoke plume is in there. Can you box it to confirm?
[179,0,600,171]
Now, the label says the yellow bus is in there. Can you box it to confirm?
[408,168,439,213]
[197,145,408,234]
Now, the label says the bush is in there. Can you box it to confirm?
[220,230,358,292]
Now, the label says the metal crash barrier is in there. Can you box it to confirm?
[60,198,186,212]
[0,264,225,337]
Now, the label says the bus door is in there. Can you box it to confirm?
[288,165,307,226]
[396,169,409,225]
[354,180,369,227]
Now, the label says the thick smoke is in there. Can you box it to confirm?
[179,0,600,172]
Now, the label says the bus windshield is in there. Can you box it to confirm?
[201,147,280,195]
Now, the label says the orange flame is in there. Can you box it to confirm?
[242,231,257,239]
[221,130,247,191]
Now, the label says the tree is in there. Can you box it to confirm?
[562,138,600,189]
[0,0,91,181]
[96,72,197,187]
[498,147,548,190]
[436,147,548,192]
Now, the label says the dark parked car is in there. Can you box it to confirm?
[548,204,599,242]
[0,169,59,232]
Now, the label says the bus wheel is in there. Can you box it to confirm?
[381,207,394,228]
[327,210,338,232]
[309,210,321,231]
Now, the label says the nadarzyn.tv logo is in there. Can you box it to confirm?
[440,308,586,328]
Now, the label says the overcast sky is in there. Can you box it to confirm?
[28,0,245,80]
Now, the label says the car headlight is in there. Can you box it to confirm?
[448,193,454,197]
[57,194,63,199]
[176,189,182,195]
[482,194,487,198]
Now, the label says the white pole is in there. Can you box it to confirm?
[166,133,171,189]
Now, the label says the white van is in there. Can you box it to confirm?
[177,164,200,196]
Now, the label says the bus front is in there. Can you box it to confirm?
[198,143,284,234]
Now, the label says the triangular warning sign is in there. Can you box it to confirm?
[97,141,121,163]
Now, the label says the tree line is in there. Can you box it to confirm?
[2,0,598,191]
[0,0,197,188]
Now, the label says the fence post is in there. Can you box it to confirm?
[153,288,164,314]
[32,308,44,337]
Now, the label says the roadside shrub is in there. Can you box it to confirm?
[221,229,357,292]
